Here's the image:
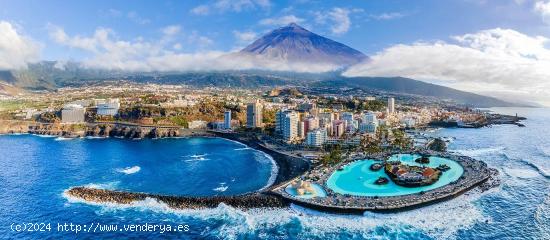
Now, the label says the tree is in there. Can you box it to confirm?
[321,144,343,166]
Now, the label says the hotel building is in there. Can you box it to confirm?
[224,110,232,129]
[61,104,86,123]
[246,100,263,128]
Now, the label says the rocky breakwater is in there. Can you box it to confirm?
[66,187,289,210]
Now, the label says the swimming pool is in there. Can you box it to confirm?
[326,154,464,197]
[285,183,327,199]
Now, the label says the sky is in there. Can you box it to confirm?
[1,0,550,105]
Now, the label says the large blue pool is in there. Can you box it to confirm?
[326,154,464,197]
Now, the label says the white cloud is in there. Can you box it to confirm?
[48,24,336,73]
[161,25,181,36]
[0,21,40,70]
[190,5,210,15]
[343,28,550,106]
[127,11,150,25]
[315,8,352,35]
[370,12,407,20]
[259,15,305,26]
[233,30,257,43]
[190,0,271,15]
[534,0,550,24]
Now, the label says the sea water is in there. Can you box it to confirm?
[0,107,549,239]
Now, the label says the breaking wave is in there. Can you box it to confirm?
[213,183,229,192]
[184,154,210,162]
[452,146,506,157]
[534,194,550,240]
[234,147,251,151]
[519,159,550,179]
[55,137,74,141]
[81,181,120,190]
[62,185,490,239]
[116,166,141,175]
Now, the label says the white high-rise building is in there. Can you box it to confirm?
[298,121,305,139]
[97,98,120,116]
[224,110,232,129]
[276,109,290,133]
[359,122,377,133]
[306,129,328,147]
[282,111,299,142]
[61,104,86,123]
[342,112,354,122]
[362,111,377,124]
[387,97,395,114]
[246,100,263,128]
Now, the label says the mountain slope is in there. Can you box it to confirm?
[315,77,523,107]
[238,23,367,67]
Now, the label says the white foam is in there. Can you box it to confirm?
[234,147,251,151]
[453,146,506,156]
[256,151,279,192]
[219,137,249,148]
[116,166,141,175]
[503,167,540,179]
[55,137,74,141]
[85,136,108,139]
[62,186,491,240]
[534,194,550,239]
[538,145,550,158]
[9,132,29,135]
[34,134,55,138]
[81,181,120,190]
[213,186,229,192]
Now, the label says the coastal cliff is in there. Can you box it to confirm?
[0,120,31,134]
[0,120,197,139]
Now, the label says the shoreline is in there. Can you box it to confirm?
[2,121,497,213]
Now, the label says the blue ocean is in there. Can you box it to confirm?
[0,108,549,239]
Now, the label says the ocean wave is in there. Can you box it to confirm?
[534,194,550,240]
[503,167,541,179]
[62,186,491,240]
[55,137,74,141]
[213,183,228,192]
[85,136,108,139]
[8,132,29,135]
[33,134,55,137]
[81,181,120,190]
[116,166,141,175]
[452,146,506,157]
[234,147,251,151]
[538,145,550,158]
[256,151,278,192]
[219,137,249,148]
[184,154,210,162]
[519,159,550,179]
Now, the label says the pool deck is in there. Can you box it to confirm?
[270,150,493,213]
